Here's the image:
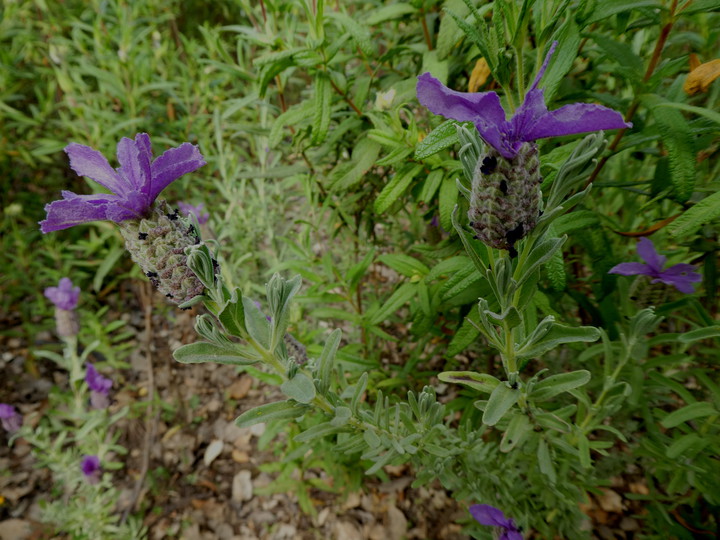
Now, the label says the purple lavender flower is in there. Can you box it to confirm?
[416,42,630,160]
[177,201,209,225]
[469,504,523,540]
[0,403,22,434]
[609,237,701,294]
[81,455,101,484]
[85,364,112,410]
[44,277,80,311]
[40,133,206,232]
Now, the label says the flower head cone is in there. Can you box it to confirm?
[119,200,206,304]
[468,143,541,251]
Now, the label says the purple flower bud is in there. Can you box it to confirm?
[85,364,112,409]
[609,238,702,294]
[0,403,22,434]
[177,202,209,225]
[469,504,523,540]
[81,455,101,484]
[44,277,80,311]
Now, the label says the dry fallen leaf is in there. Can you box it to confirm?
[469,58,491,92]
[684,57,720,95]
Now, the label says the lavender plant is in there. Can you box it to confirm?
[5,0,719,537]
[7,277,143,539]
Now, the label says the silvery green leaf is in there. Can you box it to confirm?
[280,372,316,404]
[242,296,271,350]
[661,402,718,429]
[516,236,566,287]
[518,323,600,359]
[316,328,342,394]
[174,341,260,366]
[438,371,501,394]
[294,421,347,443]
[537,438,557,484]
[530,370,592,401]
[267,274,302,351]
[235,401,310,427]
[483,383,521,426]
[218,288,246,337]
[500,413,531,452]
[331,406,352,427]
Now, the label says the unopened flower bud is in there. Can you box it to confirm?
[467,142,541,253]
[119,200,206,304]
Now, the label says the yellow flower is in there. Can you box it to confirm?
[684,54,720,95]
[468,58,491,93]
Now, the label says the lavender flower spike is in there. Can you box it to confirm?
[417,42,630,160]
[45,277,81,337]
[178,201,210,225]
[470,504,523,540]
[44,277,80,311]
[609,237,701,294]
[81,455,102,484]
[0,403,22,434]
[85,364,112,409]
[40,133,206,233]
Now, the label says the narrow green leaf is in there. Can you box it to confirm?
[518,324,600,359]
[644,94,696,202]
[500,413,531,452]
[330,137,381,190]
[317,329,342,392]
[438,371,501,393]
[541,21,581,101]
[668,190,720,238]
[312,72,332,145]
[418,169,445,203]
[173,342,259,366]
[678,326,720,343]
[438,177,458,231]
[375,164,423,214]
[378,253,430,278]
[661,402,717,428]
[666,433,708,459]
[537,438,557,484]
[235,401,310,428]
[242,297,271,349]
[218,289,246,337]
[483,383,520,426]
[415,120,459,159]
[531,370,592,401]
[585,0,662,24]
[368,282,417,325]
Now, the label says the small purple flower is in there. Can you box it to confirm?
[40,133,206,232]
[417,42,630,160]
[469,504,523,540]
[609,237,702,294]
[85,364,112,409]
[177,202,209,225]
[0,403,22,434]
[44,277,80,311]
[81,455,101,484]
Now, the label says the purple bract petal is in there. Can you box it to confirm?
[64,143,127,196]
[608,262,651,277]
[44,277,81,311]
[610,238,702,294]
[523,102,630,142]
[40,134,206,232]
[81,455,101,484]
[636,237,665,271]
[0,403,22,434]
[416,41,630,159]
[85,363,112,395]
[416,72,506,126]
[469,504,523,539]
[148,143,206,202]
[469,504,513,527]
[177,202,210,225]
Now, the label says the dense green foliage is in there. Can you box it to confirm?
[2,0,719,538]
